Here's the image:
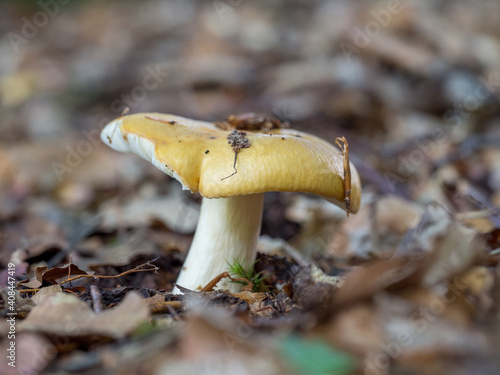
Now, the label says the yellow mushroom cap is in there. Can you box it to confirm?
[101,113,362,213]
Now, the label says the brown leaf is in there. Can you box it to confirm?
[419,223,480,287]
[329,257,424,309]
[20,292,150,339]
[144,293,182,313]
[330,196,423,259]
[293,265,344,310]
[41,263,90,285]
[31,285,63,305]
[17,277,42,289]
[35,266,48,284]
[233,291,268,305]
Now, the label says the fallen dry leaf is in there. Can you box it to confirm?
[39,263,90,285]
[330,196,423,259]
[1,1,500,374]
[293,264,344,310]
[19,291,150,339]
[233,291,268,305]
[144,293,182,313]
[328,257,422,309]
[31,284,63,305]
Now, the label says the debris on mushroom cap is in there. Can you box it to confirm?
[221,131,251,181]
[226,130,251,153]
[336,137,352,217]
[215,113,289,131]
[100,112,362,213]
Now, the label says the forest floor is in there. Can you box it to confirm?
[1,1,500,374]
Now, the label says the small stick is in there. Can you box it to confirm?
[63,289,80,297]
[18,288,39,294]
[67,254,73,288]
[19,258,159,293]
[201,272,231,292]
[20,260,159,294]
[67,255,72,279]
[167,304,181,320]
[106,114,126,144]
[200,272,249,292]
[455,210,491,221]
[90,285,103,314]
[221,153,239,180]
[59,260,159,285]
[335,137,352,217]
[455,194,500,220]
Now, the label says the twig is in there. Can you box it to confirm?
[19,289,40,294]
[19,258,160,294]
[200,272,248,292]
[201,272,231,292]
[335,136,352,217]
[90,285,103,314]
[166,305,181,321]
[221,153,239,180]
[63,289,80,297]
[455,194,500,220]
[455,210,492,221]
[67,254,73,288]
[106,108,130,144]
[59,259,159,286]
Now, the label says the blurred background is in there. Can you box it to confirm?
[2,0,500,216]
[1,0,500,374]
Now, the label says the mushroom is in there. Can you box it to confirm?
[100,113,361,293]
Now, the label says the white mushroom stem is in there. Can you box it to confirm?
[173,193,264,293]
